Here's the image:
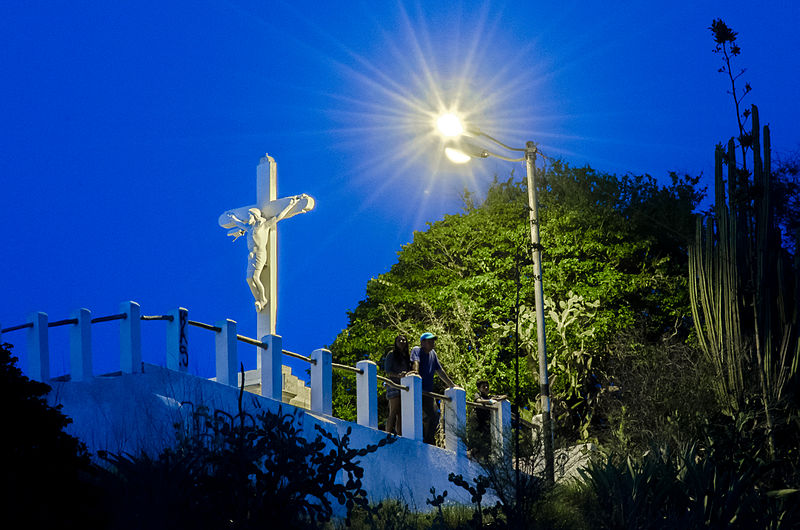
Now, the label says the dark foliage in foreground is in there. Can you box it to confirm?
[96,393,395,529]
[577,420,800,529]
[0,343,105,529]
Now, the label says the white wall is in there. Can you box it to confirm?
[47,363,487,511]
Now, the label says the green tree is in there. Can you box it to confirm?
[330,164,703,440]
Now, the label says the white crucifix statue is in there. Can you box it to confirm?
[218,154,314,339]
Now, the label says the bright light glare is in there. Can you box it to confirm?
[444,147,471,164]
[309,1,540,222]
[436,113,465,137]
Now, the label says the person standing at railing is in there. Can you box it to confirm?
[468,380,507,459]
[383,334,412,435]
[410,332,455,445]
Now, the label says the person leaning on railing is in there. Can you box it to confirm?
[468,380,507,459]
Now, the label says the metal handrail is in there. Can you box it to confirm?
[234,334,317,365]
[187,320,222,332]
[236,334,264,347]
[465,398,539,428]
[141,315,174,321]
[424,390,452,402]
[4,312,126,330]
[1,322,33,333]
[91,313,127,323]
[48,318,78,327]
[466,399,496,410]
[332,362,364,375]
[377,374,409,392]
[284,349,315,364]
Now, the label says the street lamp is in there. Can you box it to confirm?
[437,113,555,483]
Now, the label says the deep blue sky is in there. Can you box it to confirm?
[2,1,798,382]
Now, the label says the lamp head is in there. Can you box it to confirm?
[444,147,471,164]
[436,113,465,137]
[443,139,489,164]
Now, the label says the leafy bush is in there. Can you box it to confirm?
[579,436,800,529]
[593,329,717,452]
[345,498,478,529]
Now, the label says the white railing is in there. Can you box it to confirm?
[2,301,518,456]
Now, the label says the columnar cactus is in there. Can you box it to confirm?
[688,105,799,446]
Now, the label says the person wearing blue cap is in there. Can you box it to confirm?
[410,332,455,444]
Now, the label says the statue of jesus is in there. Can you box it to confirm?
[224,197,300,311]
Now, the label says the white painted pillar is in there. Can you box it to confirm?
[356,360,378,429]
[215,319,238,387]
[310,348,332,415]
[69,308,93,381]
[166,307,189,372]
[259,334,282,401]
[119,301,141,374]
[493,399,513,459]
[400,374,423,441]
[26,312,49,381]
[444,386,467,456]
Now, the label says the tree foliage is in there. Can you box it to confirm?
[330,164,703,439]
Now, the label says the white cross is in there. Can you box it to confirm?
[218,154,314,339]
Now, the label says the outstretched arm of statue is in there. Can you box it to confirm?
[275,196,301,222]
[225,213,251,231]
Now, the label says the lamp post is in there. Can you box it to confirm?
[437,114,554,483]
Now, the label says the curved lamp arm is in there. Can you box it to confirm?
[447,138,525,162]
[471,129,527,153]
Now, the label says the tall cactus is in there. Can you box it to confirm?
[689,105,799,451]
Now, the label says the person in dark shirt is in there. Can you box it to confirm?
[469,380,507,459]
[383,334,411,435]
[409,332,455,444]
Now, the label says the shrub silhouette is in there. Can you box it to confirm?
[97,388,395,529]
[0,343,104,528]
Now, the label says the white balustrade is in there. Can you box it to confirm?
[444,386,467,456]
[27,312,49,381]
[119,301,141,374]
[356,360,378,428]
[310,348,332,415]
[69,308,93,381]
[260,334,283,400]
[166,307,189,372]
[8,301,512,458]
[493,399,513,460]
[400,373,423,441]
[215,319,238,387]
